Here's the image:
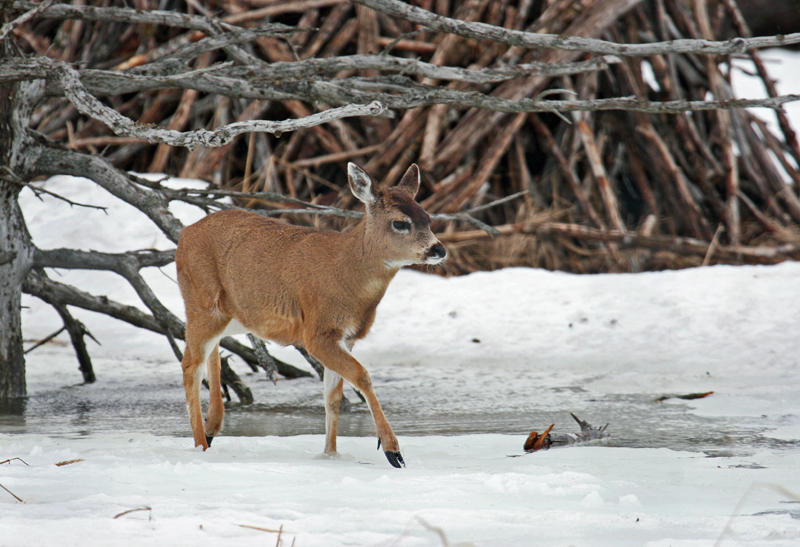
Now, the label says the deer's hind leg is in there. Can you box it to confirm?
[182,314,228,450]
[204,343,224,445]
[323,369,344,455]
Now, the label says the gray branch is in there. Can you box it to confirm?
[30,144,184,243]
[36,56,389,149]
[355,0,800,55]
[1,0,53,40]
[5,56,797,119]
[231,54,620,83]
[10,1,242,33]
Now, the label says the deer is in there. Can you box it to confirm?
[175,163,446,468]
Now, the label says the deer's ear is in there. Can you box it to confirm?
[348,162,377,206]
[396,164,420,199]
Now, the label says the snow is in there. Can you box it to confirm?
[3,48,800,547]
[5,175,800,547]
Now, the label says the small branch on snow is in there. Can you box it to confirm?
[0,482,25,503]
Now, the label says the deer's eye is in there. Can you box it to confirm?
[392,220,411,233]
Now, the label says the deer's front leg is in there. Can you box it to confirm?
[306,334,404,468]
[323,369,343,455]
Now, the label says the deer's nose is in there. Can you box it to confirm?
[428,243,447,260]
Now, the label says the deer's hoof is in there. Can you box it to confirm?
[384,450,405,468]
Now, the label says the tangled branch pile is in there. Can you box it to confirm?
[11,0,800,273]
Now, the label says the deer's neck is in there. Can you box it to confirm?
[339,219,398,290]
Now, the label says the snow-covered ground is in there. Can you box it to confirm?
[2,50,800,547]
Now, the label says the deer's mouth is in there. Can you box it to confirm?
[424,243,447,265]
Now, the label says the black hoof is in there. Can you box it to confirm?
[384,450,405,468]
[206,435,214,447]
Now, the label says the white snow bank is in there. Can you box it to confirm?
[2,433,799,546]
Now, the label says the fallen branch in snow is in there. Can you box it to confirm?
[22,326,66,354]
[415,517,474,547]
[523,413,609,453]
[654,391,715,403]
[0,457,29,466]
[113,506,152,520]
[238,523,291,540]
[54,458,84,467]
[0,482,25,503]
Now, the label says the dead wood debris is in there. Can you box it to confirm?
[113,506,152,519]
[54,458,85,467]
[654,390,715,402]
[9,0,800,273]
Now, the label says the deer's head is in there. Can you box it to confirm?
[348,163,447,269]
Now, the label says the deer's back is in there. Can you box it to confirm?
[176,209,357,344]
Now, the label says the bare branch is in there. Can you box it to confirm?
[247,333,279,384]
[53,302,97,384]
[1,0,53,40]
[236,54,620,83]
[311,77,800,114]
[22,181,108,212]
[36,56,389,149]
[10,1,240,33]
[6,56,794,118]
[355,0,800,55]
[30,144,184,243]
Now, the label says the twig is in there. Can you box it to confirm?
[0,482,25,503]
[113,506,152,519]
[0,0,54,40]
[702,224,725,266]
[14,180,108,212]
[23,326,66,354]
[0,457,29,466]
[54,458,84,466]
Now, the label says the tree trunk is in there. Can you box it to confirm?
[0,14,36,408]
[0,188,32,407]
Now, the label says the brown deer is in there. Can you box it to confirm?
[175,163,446,468]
